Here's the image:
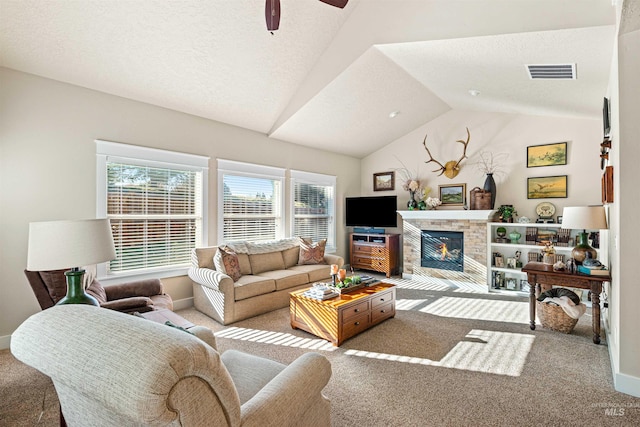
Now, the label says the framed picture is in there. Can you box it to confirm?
[439,183,466,206]
[527,142,567,168]
[506,257,517,269]
[527,175,567,199]
[373,171,394,191]
[602,165,613,204]
[557,215,563,224]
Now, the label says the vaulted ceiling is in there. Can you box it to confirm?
[0,0,618,158]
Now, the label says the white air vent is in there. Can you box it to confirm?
[526,64,576,79]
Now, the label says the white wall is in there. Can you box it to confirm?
[361,109,603,219]
[610,2,640,393]
[0,68,361,343]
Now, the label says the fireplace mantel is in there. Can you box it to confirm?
[398,210,496,221]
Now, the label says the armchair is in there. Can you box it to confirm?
[24,269,173,313]
[11,305,332,427]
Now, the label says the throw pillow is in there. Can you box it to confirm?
[219,246,242,282]
[213,248,227,274]
[39,269,70,303]
[298,238,327,265]
[86,279,107,304]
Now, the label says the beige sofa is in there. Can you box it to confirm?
[189,238,344,325]
[11,305,332,427]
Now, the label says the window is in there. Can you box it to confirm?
[96,141,208,282]
[218,159,285,243]
[291,170,336,252]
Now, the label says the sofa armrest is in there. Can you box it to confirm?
[190,326,218,350]
[323,253,344,268]
[188,267,234,294]
[104,279,164,300]
[240,352,331,427]
[101,296,153,312]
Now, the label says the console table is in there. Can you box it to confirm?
[522,262,611,344]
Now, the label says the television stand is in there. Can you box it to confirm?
[350,232,399,278]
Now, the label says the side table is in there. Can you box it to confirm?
[522,262,611,344]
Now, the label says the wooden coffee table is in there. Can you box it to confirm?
[290,282,395,346]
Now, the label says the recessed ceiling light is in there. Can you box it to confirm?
[468,89,481,97]
[389,110,401,118]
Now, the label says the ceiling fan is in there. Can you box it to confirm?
[266,0,349,32]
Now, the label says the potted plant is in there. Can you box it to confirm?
[498,205,517,223]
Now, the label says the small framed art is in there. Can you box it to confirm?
[373,171,394,191]
[439,183,466,206]
[527,142,567,168]
[602,165,613,204]
[527,175,567,199]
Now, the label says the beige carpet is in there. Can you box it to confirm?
[2,276,640,426]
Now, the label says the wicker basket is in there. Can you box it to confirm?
[536,300,578,333]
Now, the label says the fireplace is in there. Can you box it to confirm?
[399,210,492,284]
[421,230,464,272]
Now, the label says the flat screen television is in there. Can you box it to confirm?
[345,195,398,228]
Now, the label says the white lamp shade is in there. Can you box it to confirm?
[27,219,116,271]
[561,206,608,230]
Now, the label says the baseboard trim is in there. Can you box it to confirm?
[0,334,11,351]
[172,297,194,311]
[606,321,640,397]
[613,370,640,397]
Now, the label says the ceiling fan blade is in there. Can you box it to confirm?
[265,0,281,31]
[319,0,348,8]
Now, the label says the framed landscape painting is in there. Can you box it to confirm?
[527,175,568,199]
[439,183,466,206]
[373,171,394,191]
[527,142,567,168]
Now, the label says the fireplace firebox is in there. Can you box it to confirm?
[421,230,464,272]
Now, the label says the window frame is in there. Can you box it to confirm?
[217,159,286,245]
[290,169,337,253]
[96,140,209,285]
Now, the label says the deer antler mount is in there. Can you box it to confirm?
[422,127,471,179]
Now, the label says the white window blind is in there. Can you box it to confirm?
[291,170,336,252]
[218,159,285,243]
[97,141,208,281]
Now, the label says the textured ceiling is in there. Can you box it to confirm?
[0,0,619,158]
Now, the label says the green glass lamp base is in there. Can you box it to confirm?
[571,231,598,265]
[56,269,99,306]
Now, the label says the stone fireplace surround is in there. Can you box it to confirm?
[398,210,495,284]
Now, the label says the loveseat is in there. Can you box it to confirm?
[11,305,332,426]
[188,238,344,325]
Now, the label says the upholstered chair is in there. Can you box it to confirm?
[24,269,173,313]
[11,305,332,427]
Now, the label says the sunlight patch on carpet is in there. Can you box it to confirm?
[215,327,338,351]
[345,329,535,376]
[417,296,535,324]
[384,277,487,293]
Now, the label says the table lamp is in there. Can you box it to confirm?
[561,206,608,264]
[27,219,116,305]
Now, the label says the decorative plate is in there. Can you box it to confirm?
[536,202,556,218]
[518,216,531,223]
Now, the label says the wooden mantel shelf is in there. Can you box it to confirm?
[397,210,496,221]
